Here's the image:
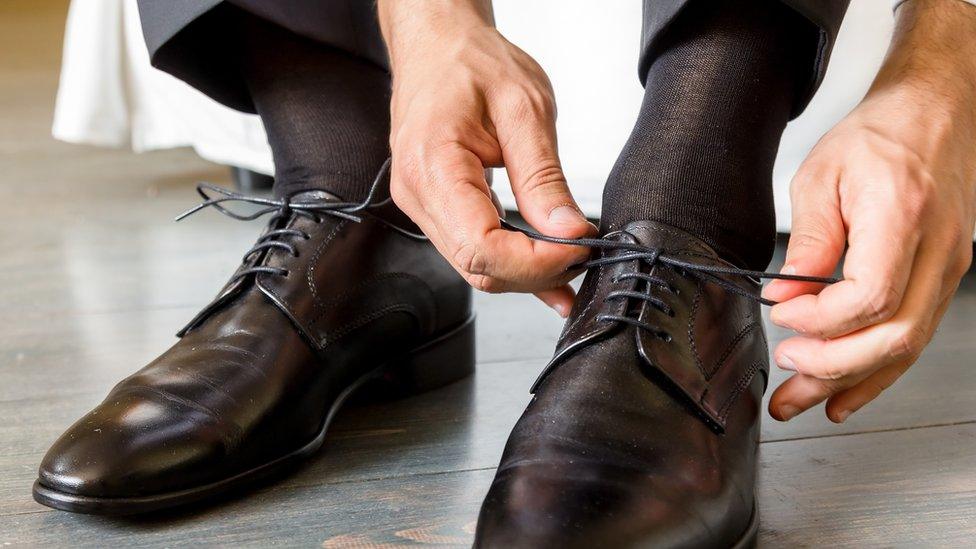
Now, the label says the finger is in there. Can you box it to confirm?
[816,360,913,423]
[492,93,597,240]
[770,195,923,339]
[762,166,845,303]
[824,293,952,422]
[534,285,576,317]
[772,240,943,383]
[414,144,591,292]
[768,372,854,422]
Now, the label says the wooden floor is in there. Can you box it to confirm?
[2,1,975,547]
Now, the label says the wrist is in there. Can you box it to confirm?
[378,0,495,72]
[870,0,976,120]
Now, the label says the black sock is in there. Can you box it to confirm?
[236,11,391,200]
[602,0,819,270]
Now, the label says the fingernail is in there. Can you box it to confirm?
[548,205,586,227]
[836,410,851,423]
[779,405,800,421]
[550,303,569,317]
[777,354,796,371]
[781,264,797,276]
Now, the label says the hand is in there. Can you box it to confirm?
[762,0,976,423]
[378,0,597,316]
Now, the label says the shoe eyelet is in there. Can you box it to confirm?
[661,332,672,342]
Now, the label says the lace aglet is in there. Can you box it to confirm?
[174,204,205,222]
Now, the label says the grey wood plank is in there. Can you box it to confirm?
[3,424,975,547]
[3,1,975,546]
[5,328,975,515]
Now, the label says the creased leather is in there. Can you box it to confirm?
[475,220,766,548]
[37,183,471,501]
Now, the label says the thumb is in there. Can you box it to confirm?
[498,107,596,239]
[762,175,845,302]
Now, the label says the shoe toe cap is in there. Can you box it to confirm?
[475,462,750,549]
[37,391,230,499]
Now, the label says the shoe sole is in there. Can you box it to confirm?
[32,315,476,516]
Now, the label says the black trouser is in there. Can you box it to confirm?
[138,0,847,118]
[137,0,850,269]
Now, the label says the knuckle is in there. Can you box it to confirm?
[505,85,555,120]
[453,242,488,277]
[789,162,830,196]
[518,163,566,196]
[816,363,849,382]
[466,273,498,293]
[886,324,927,362]
[389,175,411,205]
[954,245,974,278]
[867,377,894,395]
[790,231,828,252]
[857,284,901,325]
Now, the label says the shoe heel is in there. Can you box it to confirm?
[379,315,476,395]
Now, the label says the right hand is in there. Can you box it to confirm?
[380,1,597,316]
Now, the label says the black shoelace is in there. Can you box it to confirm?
[501,219,840,341]
[173,157,838,341]
[174,160,389,283]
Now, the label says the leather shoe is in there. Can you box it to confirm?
[34,166,474,515]
[475,220,767,548]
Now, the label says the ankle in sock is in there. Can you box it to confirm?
[601,0,819,270]
[237,11,391,201]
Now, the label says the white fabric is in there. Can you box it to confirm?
[53,0,273,174]
[54,0,917,234]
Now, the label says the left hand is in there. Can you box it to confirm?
[761,0,976,423]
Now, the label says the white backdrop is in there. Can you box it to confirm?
[54,0,895,232]
[490,0,895,230]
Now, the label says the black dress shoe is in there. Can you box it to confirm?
[475,220,795,548]
[34,164,474,515]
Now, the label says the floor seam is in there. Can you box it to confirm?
[760,419,976,444]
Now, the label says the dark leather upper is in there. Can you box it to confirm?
[37,186,470,498]
[476,220,767,549]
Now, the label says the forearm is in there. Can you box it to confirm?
[874,0,976,121]
[377,0,495,70]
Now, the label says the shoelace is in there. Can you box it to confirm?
[174,160,389,283]
[173,156,838,340]
[500,219,840,341]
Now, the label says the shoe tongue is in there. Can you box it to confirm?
[611,220,719,261]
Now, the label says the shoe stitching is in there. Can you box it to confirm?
[307,272,434,327]
[706,322,762,380]
[687,281,709,378]
[321,303,417,348]
[306,219,346,308]
[560,264,605,342]
[718,360,763,421]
